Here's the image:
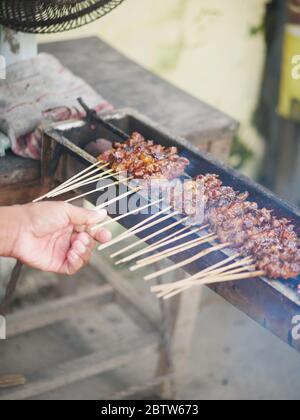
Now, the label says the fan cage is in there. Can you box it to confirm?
[0,0,126,34]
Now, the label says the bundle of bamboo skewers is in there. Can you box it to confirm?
[34,131,300,299]
[33,162,266,300]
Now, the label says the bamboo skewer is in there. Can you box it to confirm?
[160,270,265,300]
[144,224,210,251]
[111,206,173,243]
[33,161,101,202]
[160,266,260,300]
[65,176,134,203]
[153,256,252,298]
[99,210,181,253]
[131,233,217,271]
[113,216,190,263]
[160,264,256,300]
[36,169,116,202]
[114,224,200,265]
[96,187,142,211]
[139,225,193,252]
[138,231,216,263]
[152,254,245,294]
[91,198,163,231]
[117,207,173,238]
[33,161,108,202]
[144,242,230,281]
[97,206,173,251]
[49,169,116,198]
[51,162,109,194]
[114,210,181,243]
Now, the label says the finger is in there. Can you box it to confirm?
[85,225,112,243]
[72,232,96,256]
[64,204,107,227]
[66,250,85,275]
[65,238,94,275]
[93,228,112,244]
[72,239,94,264]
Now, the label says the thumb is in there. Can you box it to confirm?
[64,204,107,227]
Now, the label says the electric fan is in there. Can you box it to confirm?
[0,0,126,34]
[0,0,126,65]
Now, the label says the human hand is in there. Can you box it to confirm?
[7,202,111,275]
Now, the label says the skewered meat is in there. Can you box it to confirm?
[98,132,189,180]
[99,131,299,280]
[173,175,300,280]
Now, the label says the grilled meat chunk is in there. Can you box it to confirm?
[99,132,189,180]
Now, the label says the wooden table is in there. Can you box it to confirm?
[0,37,237,400]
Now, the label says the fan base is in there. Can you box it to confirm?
[0,28,37,66]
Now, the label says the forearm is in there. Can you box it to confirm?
[0,206,22,258]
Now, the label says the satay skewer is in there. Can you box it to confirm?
[144,242,230,281]
[33,162,109,202]
[160,270,265,300]
[112,216,190,263]
[96,187,142,211]
[97,206,173,251]
[50,163,110,195]
[65,175,134,203]
[114,225,203,265]
[91,198,163,231]
[100,210,181,252]
[158,264,257,299]
[49,169,117,198]
[160,265,259,300]
[131,233,217,271]
[153,255,252,297]
[152,254,246,294]
[37,170,116,201]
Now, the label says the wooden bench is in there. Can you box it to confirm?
[0,37,236,400]
[0,153,41,205]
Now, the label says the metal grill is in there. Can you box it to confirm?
[44,105,300,287]
[0,0,126,34]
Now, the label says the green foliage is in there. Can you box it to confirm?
[230,136,254,170]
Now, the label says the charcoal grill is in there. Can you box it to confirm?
[42,107,300,352]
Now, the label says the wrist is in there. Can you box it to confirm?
[0,205,23,258]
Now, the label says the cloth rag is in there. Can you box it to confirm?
[0,53,113,159]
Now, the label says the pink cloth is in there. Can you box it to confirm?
[13,103,112,160]
[0,53,114,160]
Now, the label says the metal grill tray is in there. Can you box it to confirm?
[44,108,300,352]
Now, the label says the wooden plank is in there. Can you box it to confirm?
[90,255,160,333]
[156,270,202,399]
[0,338,158,400]
[0,154,40,186]
[0,181,43,206]
[7,285,113,338]
[41,38,238,148]
[107,374,173,400]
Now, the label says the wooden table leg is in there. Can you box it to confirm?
[156,270,202,399]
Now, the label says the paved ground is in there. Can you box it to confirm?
[1,252,300,400]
